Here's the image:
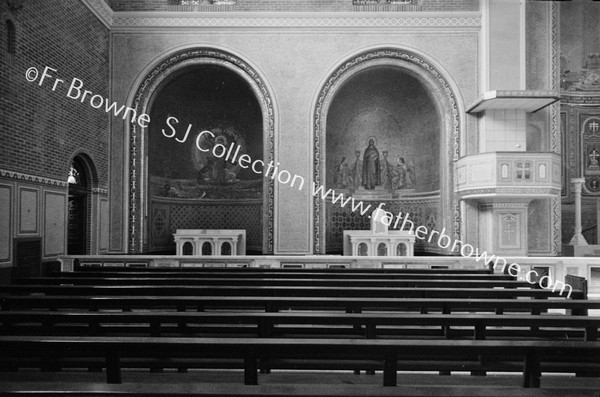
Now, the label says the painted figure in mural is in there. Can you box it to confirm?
[351,150,361,190]
[361,138,381,190]
[212,135,228,184]
[589,147,600,169]
[380,151,391,189]
[405,160,416,188]
[333,156,352,189]
[390,156,407,190]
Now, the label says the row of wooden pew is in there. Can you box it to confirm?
[1,265,599,396]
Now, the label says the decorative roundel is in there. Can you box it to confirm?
[585,176,600,194]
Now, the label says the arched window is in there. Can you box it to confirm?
[6,20,16,54]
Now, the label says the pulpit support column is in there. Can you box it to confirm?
[569,178,588,246]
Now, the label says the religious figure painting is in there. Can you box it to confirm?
[148,66,264,200]
[332,156,353,189]
[331,135,417,198]
[361,138,381,190]
[150,125,263,200]
[325,69,440,196]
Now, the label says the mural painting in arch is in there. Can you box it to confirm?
[148,65,263,201]
[326,66,440,199]
[315,50,460,255]
[128,49,276,255]
[147,65,263,254]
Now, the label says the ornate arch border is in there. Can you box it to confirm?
[128,48,275,253]
[312,47,461,253]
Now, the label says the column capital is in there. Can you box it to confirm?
[571,177,586,186]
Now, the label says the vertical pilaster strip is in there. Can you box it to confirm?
[550,1,561,255]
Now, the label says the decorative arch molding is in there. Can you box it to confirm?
[128,47,275,254]
[312,47,461,253]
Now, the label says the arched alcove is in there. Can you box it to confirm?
[147,65,264,253]
[313,48,461,254]
[201,241,212,256]
[396,243,407,256]
[67,153,98,255]
[326,67,440,193]
[377,242,387,256]
[358,242,368,256]
[127,48,276,254]
[182,242,193,255]
[221,241,232,255]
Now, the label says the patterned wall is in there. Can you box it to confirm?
[150,198,263,253]
[325,198,441,254]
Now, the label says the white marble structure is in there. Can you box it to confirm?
[343,209,415,256]
[173,229,246,256]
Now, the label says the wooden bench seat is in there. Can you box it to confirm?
[71,265,494,274]
[2,295,597,314]
[1,336,598,387]
[16,277,535,289]
[0,285,569,299]
[2,375,598,396]
[54,271,514,281]
[1,311,599,340]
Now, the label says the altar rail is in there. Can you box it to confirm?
[57,255,600,296]
[60,255,488,272]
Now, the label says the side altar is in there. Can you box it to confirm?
[173,229,246,256]
[343,209,415,256]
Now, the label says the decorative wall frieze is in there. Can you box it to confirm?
[0,169,68,188]
[91,187,109,195]
[111,13,480,29]
[459,186,560,198]
[561,92,600,106]
[81,1,480,30]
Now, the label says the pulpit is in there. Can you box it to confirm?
[173,229,246,256]
[343,209,415,256]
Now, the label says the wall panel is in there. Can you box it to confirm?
[44,191,66,257]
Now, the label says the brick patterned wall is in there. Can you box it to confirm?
[0,0,110,188]
[106,0,478,12]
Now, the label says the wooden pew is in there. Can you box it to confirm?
[16,277,534,289]
[72,263,494,274]
[1,311,599,341]
[1,336,598,387]
[0,285,570,299]
[53,271,516,281]
[1,380,598,397]
[3,295,598,314]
